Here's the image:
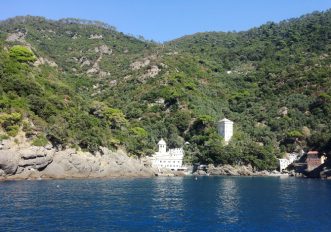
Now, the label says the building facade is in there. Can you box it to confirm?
[150,139,185,171]
[279,158,291,172]
[218,118,234,144]
[306,151,325,171]
[278,153,299,172]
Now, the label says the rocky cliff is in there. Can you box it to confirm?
[0,135,156,180]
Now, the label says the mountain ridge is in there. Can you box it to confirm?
[0,9,330,170]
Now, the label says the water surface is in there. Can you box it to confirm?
[1,176,330,231]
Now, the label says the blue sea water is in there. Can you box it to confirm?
[0,176,331,232]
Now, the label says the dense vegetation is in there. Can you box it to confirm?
[0,10,330,170]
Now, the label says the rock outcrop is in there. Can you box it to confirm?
[130,58,151,70]
[0,150,19,175]
[207,164,255,176]
[6,32,26,42]
[34,57,58,67]
[0,142,156,180]
[193,164,285,177]
[18,146,54,171]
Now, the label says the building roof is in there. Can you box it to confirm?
[218,118,233,123]
[158,138,166,145]
[307,151,318,155]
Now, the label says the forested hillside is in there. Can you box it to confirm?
[0,10,330,170]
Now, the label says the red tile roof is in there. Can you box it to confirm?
[307,151,318,155]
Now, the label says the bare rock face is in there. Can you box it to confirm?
[141,65,160,78]
[0,150,19,175]
[207,164,254,176]
[0,146,55,179]
[0,135,156,180]
[130,59,151,70]
[98,45,112,55]
[43,150,93,178]
[138,65,161,83]
[204,164,275,176]
[80,59,91,67]
[278,107,288,116]
[41,148,156,179]
[6,32,26,42]
[95,149,156,177]
[34,57,58,67]
[89,34,103,39]
[18,147,55,171]
[237,165,254,175]
[86,67,99,74]
[195,170,207,176]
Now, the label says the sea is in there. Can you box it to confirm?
[0,176,330,232]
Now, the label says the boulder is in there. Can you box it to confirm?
[0,150,19,175]
[196,170,207,175]
[278,107,288,116]
[271,170,280,174]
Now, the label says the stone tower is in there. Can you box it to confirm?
[158,138,167,153]
[218,118,234,144]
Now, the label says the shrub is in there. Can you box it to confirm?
[287,130,303,138]
[32,135,48,146]
[9,45,37,62]
[0,134,9,141]
[130,127,148,138]
[0,112,22,127]
[103,107,128,129]
[6,125,19,137]
[0,113,22,137]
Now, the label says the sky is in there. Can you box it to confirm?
[1,0,330,42]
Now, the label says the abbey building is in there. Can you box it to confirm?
[150,139,186,171]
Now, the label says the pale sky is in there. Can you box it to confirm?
[1,0,330,42]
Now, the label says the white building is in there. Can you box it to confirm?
[288,153,298,164]
[218,118,234,144]
[150,139,186,171]
[278,153,299,172]
[279,158,291,172]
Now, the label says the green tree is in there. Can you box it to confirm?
[103,107,128,129]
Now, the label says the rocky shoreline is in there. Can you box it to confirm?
[0,143,291,180]
[0,146,157,181]
[0,136,328,181]
[0,135,157,181]
[0,143,305,181]
[192,164,298,177]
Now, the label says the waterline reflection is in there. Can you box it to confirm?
[217,178,240,224]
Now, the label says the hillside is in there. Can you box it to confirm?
[0,10,330,170]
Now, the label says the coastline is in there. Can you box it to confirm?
[1,136,328,181]
[0,155,296,182]
[0,171,296,182]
